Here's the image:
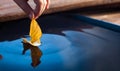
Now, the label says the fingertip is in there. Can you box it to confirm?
[47,6,49,9]
[46,5,49,9]
[29,12,35,19]
[34,16,38,19]
[46,0,50,9]
[33,14,39,20]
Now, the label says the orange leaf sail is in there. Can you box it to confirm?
[29,19,42,46]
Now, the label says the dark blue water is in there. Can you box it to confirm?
[0,14,120,71]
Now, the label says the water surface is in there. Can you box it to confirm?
[0,14,120,71]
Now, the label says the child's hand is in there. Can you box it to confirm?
[14,0,50,19]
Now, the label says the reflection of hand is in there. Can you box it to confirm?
[14,0,50,19]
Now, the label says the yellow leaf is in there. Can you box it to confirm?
[29,19,42,46]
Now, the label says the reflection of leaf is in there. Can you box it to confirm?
[22,38,31,55]
[22,38,42,67]
[30,45,42,67]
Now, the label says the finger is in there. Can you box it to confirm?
[14,0,34,19]
[34,0,47,19]
[34,0,46,19]
[46,0,50,9]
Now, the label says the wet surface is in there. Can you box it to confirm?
[0,14,120,71]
